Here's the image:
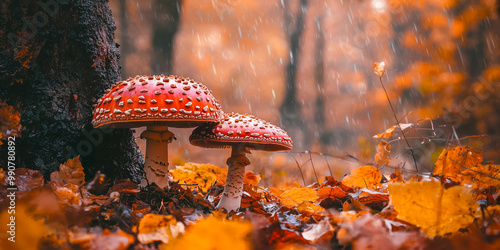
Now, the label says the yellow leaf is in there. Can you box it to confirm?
[341,166,382,189]
[161,216,252,250]
[137,214,185,244]
[171,162,227,192]
[280,187,318,206]
[54,156,85,187]
[389,180,477,237]
[0,203,48,250]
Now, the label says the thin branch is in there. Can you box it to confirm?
[309,151,320,184]
[291,154,307,186]
[378,77,419,172]
[324,155,333,177]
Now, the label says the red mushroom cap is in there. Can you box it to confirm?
[189,112,293,151]
[92,75,223,128]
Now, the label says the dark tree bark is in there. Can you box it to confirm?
[0,0,144,183]
[118,0,130,79]
[279,0,309,149]
[151,0,182,74]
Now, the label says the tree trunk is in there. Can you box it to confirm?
[279,0,309,149]
[0,0,144,183]
[151,0,182,74]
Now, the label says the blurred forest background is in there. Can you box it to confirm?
[108,0,499,185]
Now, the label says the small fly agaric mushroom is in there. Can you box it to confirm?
[92,75,223,189]
[189,112,292,212]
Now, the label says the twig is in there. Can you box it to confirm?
[324,155,333,177]
[378,77,419,172]
[291,155,307,186]
[309,151,320,184]
[204,180,217,200]
[452,125,461,146]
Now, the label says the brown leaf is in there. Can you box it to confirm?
[301,218,334,242]
[9,168,44,191]
[56,156,85,187]
[91,229,135,250]
[358,194,389,210]
[337,214,429,248]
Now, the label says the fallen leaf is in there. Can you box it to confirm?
[171,162,227,192]
[432,146,483,183]
[389,180,477,236]
[317,186,348,200]
[301,218,334,242]
[280,187,318,206]
[358,194,389,210]
[462,164,500,190]
[374,141,391,166]
[53,156,85,187]
[337,214,428,249]
[50,182,82,206]
[297,202,325,215]
[137,214,185,244]
[389,170,404,182]
[244,171,261,186]
[161,216,252,250]
[341,166,382,189]
[9,168,44,191]
[91,229,135,250]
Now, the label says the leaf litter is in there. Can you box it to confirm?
[1,147,500,249]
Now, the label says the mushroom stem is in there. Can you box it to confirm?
[140,125,174,189]
[217,146,251,212]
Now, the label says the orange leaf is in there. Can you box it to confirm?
[432,146,483,183]
[341,166,382,189]
[374,141,391,166]
[317,186,348,200]
[161,216,252,250]
[373,123,413,139]
[244,171,261,186]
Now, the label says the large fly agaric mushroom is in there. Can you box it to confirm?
[92,75,223,189]
[189,112,292,212]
